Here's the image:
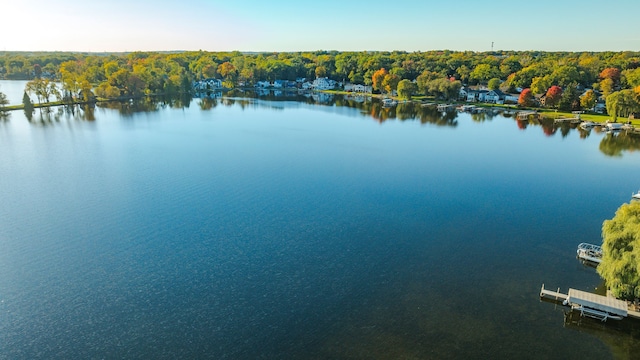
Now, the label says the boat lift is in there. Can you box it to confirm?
[540,285,628,322]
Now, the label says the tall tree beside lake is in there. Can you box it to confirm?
[580,89,597,110]
[382,73,400,94]
[0,88,8,109]
[372,68,388,94]
[545,86,562,108]
[397,79,417,100]
[518,88,534,107]
[597,201,640,301]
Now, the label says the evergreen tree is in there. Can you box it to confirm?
[22,92,34,114]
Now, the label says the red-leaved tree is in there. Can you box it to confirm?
[518,88,534,107]
[599,67,621,81]
[545,86,562,108]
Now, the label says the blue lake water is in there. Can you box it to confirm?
[1,87,640,358]
[0,80,30,105]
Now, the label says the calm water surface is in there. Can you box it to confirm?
[1,89,640,359]
[0,80,30,106]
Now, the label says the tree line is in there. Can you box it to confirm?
[1,50,640,115]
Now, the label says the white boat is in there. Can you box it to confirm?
[633,190,640,200]
[579,121,595,129]
[576,242,602,264]
[381,98,397,107]
[605,121,623,131]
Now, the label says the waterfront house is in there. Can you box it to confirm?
[466,89,489,102]
[193,78,222,91]
[485,89,506,104]
[345,83,372,93]
[312,77,336,90]
[459,87,471,100]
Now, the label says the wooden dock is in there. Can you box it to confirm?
[516,111,539,120]
[554,117,581,124]
[540,284,640,321]
[540,284,568,301]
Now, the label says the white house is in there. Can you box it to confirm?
[504,94,520,103]
[312,77,336,90]
[255,81,271,88]
[193,78,222,91]
[466,89,489,102]
[459,87,471,100]
[484,89,506,104]
[345,83,372,93]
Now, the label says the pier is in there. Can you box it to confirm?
[540,284,640,322]
[553,117,582,124]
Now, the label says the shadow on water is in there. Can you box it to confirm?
[563,312,640,359]
[24,104,97,126]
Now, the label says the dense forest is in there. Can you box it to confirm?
[1,50,640,117]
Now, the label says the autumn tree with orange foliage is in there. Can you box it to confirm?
[372,68,388,93]
[518,88,534,107]
[600,67,621,82]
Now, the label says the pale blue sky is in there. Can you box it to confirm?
[2,0,638,52]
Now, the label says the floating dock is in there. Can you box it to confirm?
[540,284,640,322]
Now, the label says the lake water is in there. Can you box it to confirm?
[1,84,640,359]
[0,80,29,105]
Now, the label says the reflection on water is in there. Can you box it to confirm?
[7,90,640,157]
[23,104,97,125]
[600,132,640,157]
[564,312,640,358]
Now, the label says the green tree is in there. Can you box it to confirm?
[416,70,440,94]
[218,62,237,87]
[597,201,640,301]
[487,78,501,90]
[580,89,597,111]
[382,73,400,94]
[22,92,34,115]
[469,64,500,84]
[558,84,580,111]
[397,79,417,100]
[600,78,615,98]
[530,76,551,95]
[315,66,327,79]
[606,90,640,121]
[0,89,8,110]
[623,68,640,88]
[26,78,57,103]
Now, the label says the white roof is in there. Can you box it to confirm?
[567,288,628,317]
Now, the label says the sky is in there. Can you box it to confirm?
[1,0,639,53]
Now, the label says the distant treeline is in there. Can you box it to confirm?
[1,50,640,116]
